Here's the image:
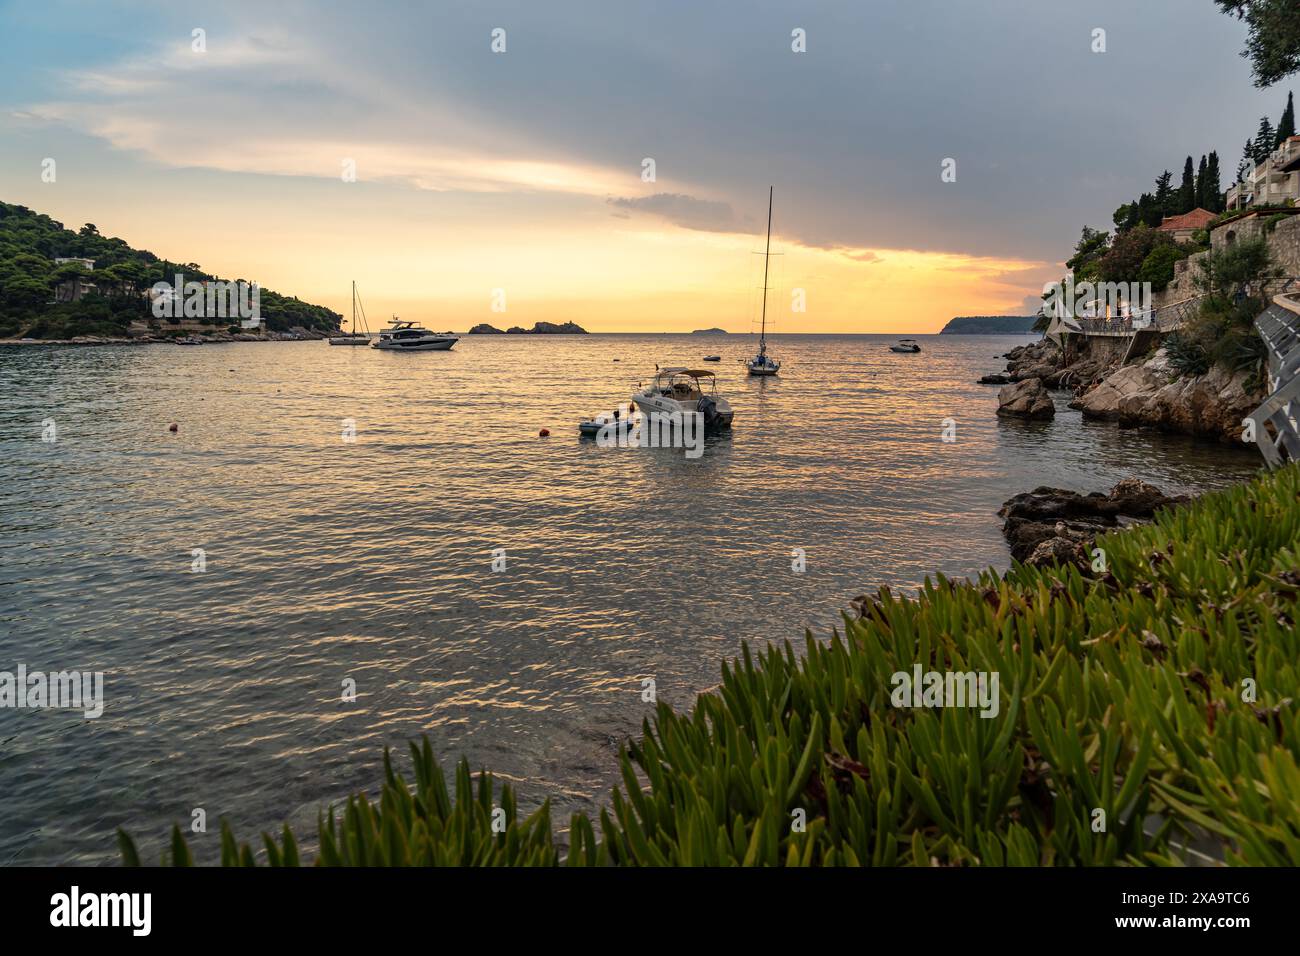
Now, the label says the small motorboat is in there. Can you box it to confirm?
[890,338,922,353]
[579,403,639,438]
[632,368,734,428]
[702,355,721,362]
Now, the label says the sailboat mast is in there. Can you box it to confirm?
[760,186,773,353]
[351,280,356,334]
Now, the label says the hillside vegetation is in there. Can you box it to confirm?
[0,201,341,338]
[940,316,1040,334]
[122,463,1300,866]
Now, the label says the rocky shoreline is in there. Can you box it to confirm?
[0,328,332,346]
[990,337,1262,444]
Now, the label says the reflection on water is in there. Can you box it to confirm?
[0,334,1261,863]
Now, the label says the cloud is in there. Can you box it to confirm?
[606,193,736,231]
[836,249,882,264]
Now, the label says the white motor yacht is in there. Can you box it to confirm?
[371,318,459,351]
[890,338,922,353]
[632,368,734,429]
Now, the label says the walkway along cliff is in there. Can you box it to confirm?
[1001,210,1300,454]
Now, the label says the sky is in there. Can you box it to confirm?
[0,0,1291,332]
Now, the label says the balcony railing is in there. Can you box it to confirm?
[1247,290,1300,466]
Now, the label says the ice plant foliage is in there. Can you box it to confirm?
[122,464,1300,866]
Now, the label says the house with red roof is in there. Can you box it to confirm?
[1156,207,1216,243]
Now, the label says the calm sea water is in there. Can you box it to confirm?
[0,333,1261,865]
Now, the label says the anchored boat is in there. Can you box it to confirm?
[578,403,640,438]
[372,318,459,351]
[890,338,921,353]
[329,281,372,345]
[633,368,734,429]
[746,186,781,376]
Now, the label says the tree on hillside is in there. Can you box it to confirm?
[1278,90,1297,144]
[1154,170,1175,219]
[1098,224,1174,284]
[1179,156,1197,213]
[1253,116,1277,162]
[1216,0,1300,88]
[1196,154,1209,209]
[1207,151,1223,211]
[1239,139,1256,180]
[1066,226,1110,281]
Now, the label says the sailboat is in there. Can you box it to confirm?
[329,282,372,345]
[746,186,781,376]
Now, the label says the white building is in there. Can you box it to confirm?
[53,257,96,270]
[1226,136,1300,210]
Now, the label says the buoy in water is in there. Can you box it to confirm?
[168,423,178,432]
[538,428,550,437]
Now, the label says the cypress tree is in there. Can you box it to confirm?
[1178,156,1196,213]
[1206,152,1222,212]
[1196,154,1208,210]
[1239,139,1255,181]
[1277,91,1296,146]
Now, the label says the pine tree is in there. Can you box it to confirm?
[1277,91,1296,146]
[1206,152,1222,212]
[1177,156,1195,213]
[1196,154,1209,210]
[1253,117,1276,163]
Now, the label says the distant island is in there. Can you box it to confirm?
[940,315,1041,335]
[0,200,342,341]
[691,327,727,335]
[468,321,587,334]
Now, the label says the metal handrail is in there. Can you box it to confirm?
[1247,294,1300,466]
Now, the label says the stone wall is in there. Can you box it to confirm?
[1156,212,1300,310]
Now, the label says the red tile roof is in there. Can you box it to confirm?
[1157,208,1216,232]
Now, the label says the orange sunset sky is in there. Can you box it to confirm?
[0,1,1275,333]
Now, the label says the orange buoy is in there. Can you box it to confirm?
[168,423,178,432]
[538,428,550,437]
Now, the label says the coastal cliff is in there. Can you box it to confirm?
[941,315,1039,334]
[999,334,1263,445]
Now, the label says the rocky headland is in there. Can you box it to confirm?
[993,337,1263,445]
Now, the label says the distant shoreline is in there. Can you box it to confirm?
[1,330,1047,346]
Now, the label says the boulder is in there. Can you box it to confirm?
[978,373,1010,385]
[996,378,1055,419]
[1072,348,1263,443]
[1024,536,1086,569]
[998,479,1189,563]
